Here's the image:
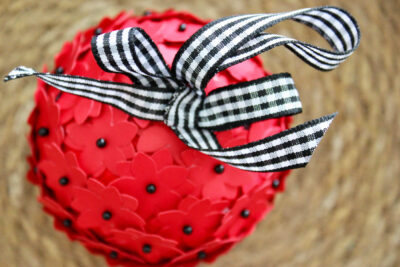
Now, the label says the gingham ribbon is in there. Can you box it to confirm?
[4,6,360,172]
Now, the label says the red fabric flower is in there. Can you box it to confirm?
[65,105,137,176]
[71,179,144,234]
[110,153,195,219]
[108,228,183,264]
[38,143,86,206]
[181,149,260,200]
[215,187,274,238]
[154,197,225,248]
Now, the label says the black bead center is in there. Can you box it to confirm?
[102,211,112,220]
[55,66,64,74]
[183,225,193,235]
[37,127,49,137]
[214,164,225,174]
[272,179,280,188]
[94,27,103,35]
[62,219,72,227]
[146,184,157,194]
[240,209,250,218]
[59,176,69,186]
[143,10,152,16]
[197,251,207,259]
[96,138,107,148]
[178,23,187,32]
[109,251,118,259]
[142,244,152,254]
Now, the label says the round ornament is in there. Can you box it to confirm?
[27,10,290,266]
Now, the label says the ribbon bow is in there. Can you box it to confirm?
[4,6,360,172]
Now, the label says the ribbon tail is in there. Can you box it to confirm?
[200,113,337,172]
[4,66,173,121]
[4,66,36,82]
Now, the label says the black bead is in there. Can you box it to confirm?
[197,251,207,259]
[96,138,107,148]
[102,211,112,220]
[214,164,225,174]
[146,184,157,194]
[109,251,118,259]
[142,244,152,254]
[37,127,49,137]
[240,209,250,218]
[55,66,64,74]
[59,176,69,186]
[94,27,102,35]
[182,225,193,235]
[143,10,152,16]
[62,219,72,227]
[272,179,280,188]
[178,23,187,32]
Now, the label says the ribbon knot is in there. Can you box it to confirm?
[4,6,360,172]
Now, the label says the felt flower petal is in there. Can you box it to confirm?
[133,117,150,128]
[74,97,94,124]
[79,146,105,177]
[65,122,94,149]
[226,56,266,82]
[130,152,157,179]
[204,71,232,95]
[138,20,166,43]
[152,149,173,170]
[109,122,138,146]
[136,125,174,153]
[249,124,283,143]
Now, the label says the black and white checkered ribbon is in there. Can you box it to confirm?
[4,6,360,172]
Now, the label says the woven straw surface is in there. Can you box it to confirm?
[0,0,399,266]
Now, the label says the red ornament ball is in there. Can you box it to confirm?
[27,10,292,266]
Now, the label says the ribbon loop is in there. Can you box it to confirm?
[198,73,302,131]
[172,6,360,90]
[92,27,180,89]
